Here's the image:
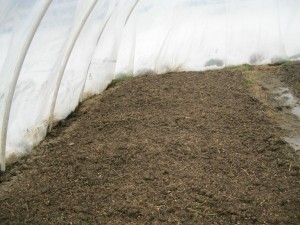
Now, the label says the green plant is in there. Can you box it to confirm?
[244,77,255,88]
[106,74,133,89]
[282,60,292,66]
[241,64,254,71]
[227,65,239,69]
[227,64,253,71]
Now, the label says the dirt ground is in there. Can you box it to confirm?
[0,63,299,225]
[281,62,300,98]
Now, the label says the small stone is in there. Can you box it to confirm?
[162,169,169,175]
[85,140,93,144]
[21,164,29,170]
[256,148,265,153]
[127,208,140,218]
[290,170,298,176]
[68,142,75,146]
[251,216,258,224]
[228,172,235,178]
[231,215,237,223]
[58,120,66,127]
[277,160,285,167]
[143,173,155,181]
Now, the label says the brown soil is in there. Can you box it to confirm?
[281,61,300,98]
[242,63,300,156]
[0,64,299,225]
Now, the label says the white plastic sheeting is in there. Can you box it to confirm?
[0,0,300,170]
[0,0,52,171]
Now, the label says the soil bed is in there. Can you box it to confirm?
[0,64,299,225]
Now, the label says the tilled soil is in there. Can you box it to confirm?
[0,66,299,225]
[281,61,300,98]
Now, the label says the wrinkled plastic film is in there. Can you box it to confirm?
[0,0,51,171]
[48,0,98,130]
[83,0,140,99]
[5,0,79,163]
[55,0,120,121]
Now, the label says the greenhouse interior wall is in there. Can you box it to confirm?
[0,0,300,171]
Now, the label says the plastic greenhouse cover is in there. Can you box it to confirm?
[0,0,300,170]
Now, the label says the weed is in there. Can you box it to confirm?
[106,74,133,89]
[244,77,255,88]
[269,60,291,66]
[57,213,65,223]
[227,64,253,71]
[285,105,292,110]
[282,61,292,66]
[227,65,240,70]
[241,64,254,71]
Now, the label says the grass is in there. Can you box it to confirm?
[282,60,292,66]
[269,60,291,66]
[241,64,254,71]
[227,64,253,71]
[106,74,133,89]
[285,105,292,110]
[244,77,255,88]
[281,61,294,73]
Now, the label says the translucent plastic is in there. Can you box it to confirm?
[6,0,79,164]
[83,0,140,99]
[48,0,98,130]
[0,0,300,170]
[56,0,120,120]
[0,0,52,171]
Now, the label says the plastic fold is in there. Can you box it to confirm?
[0,0,299,170]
